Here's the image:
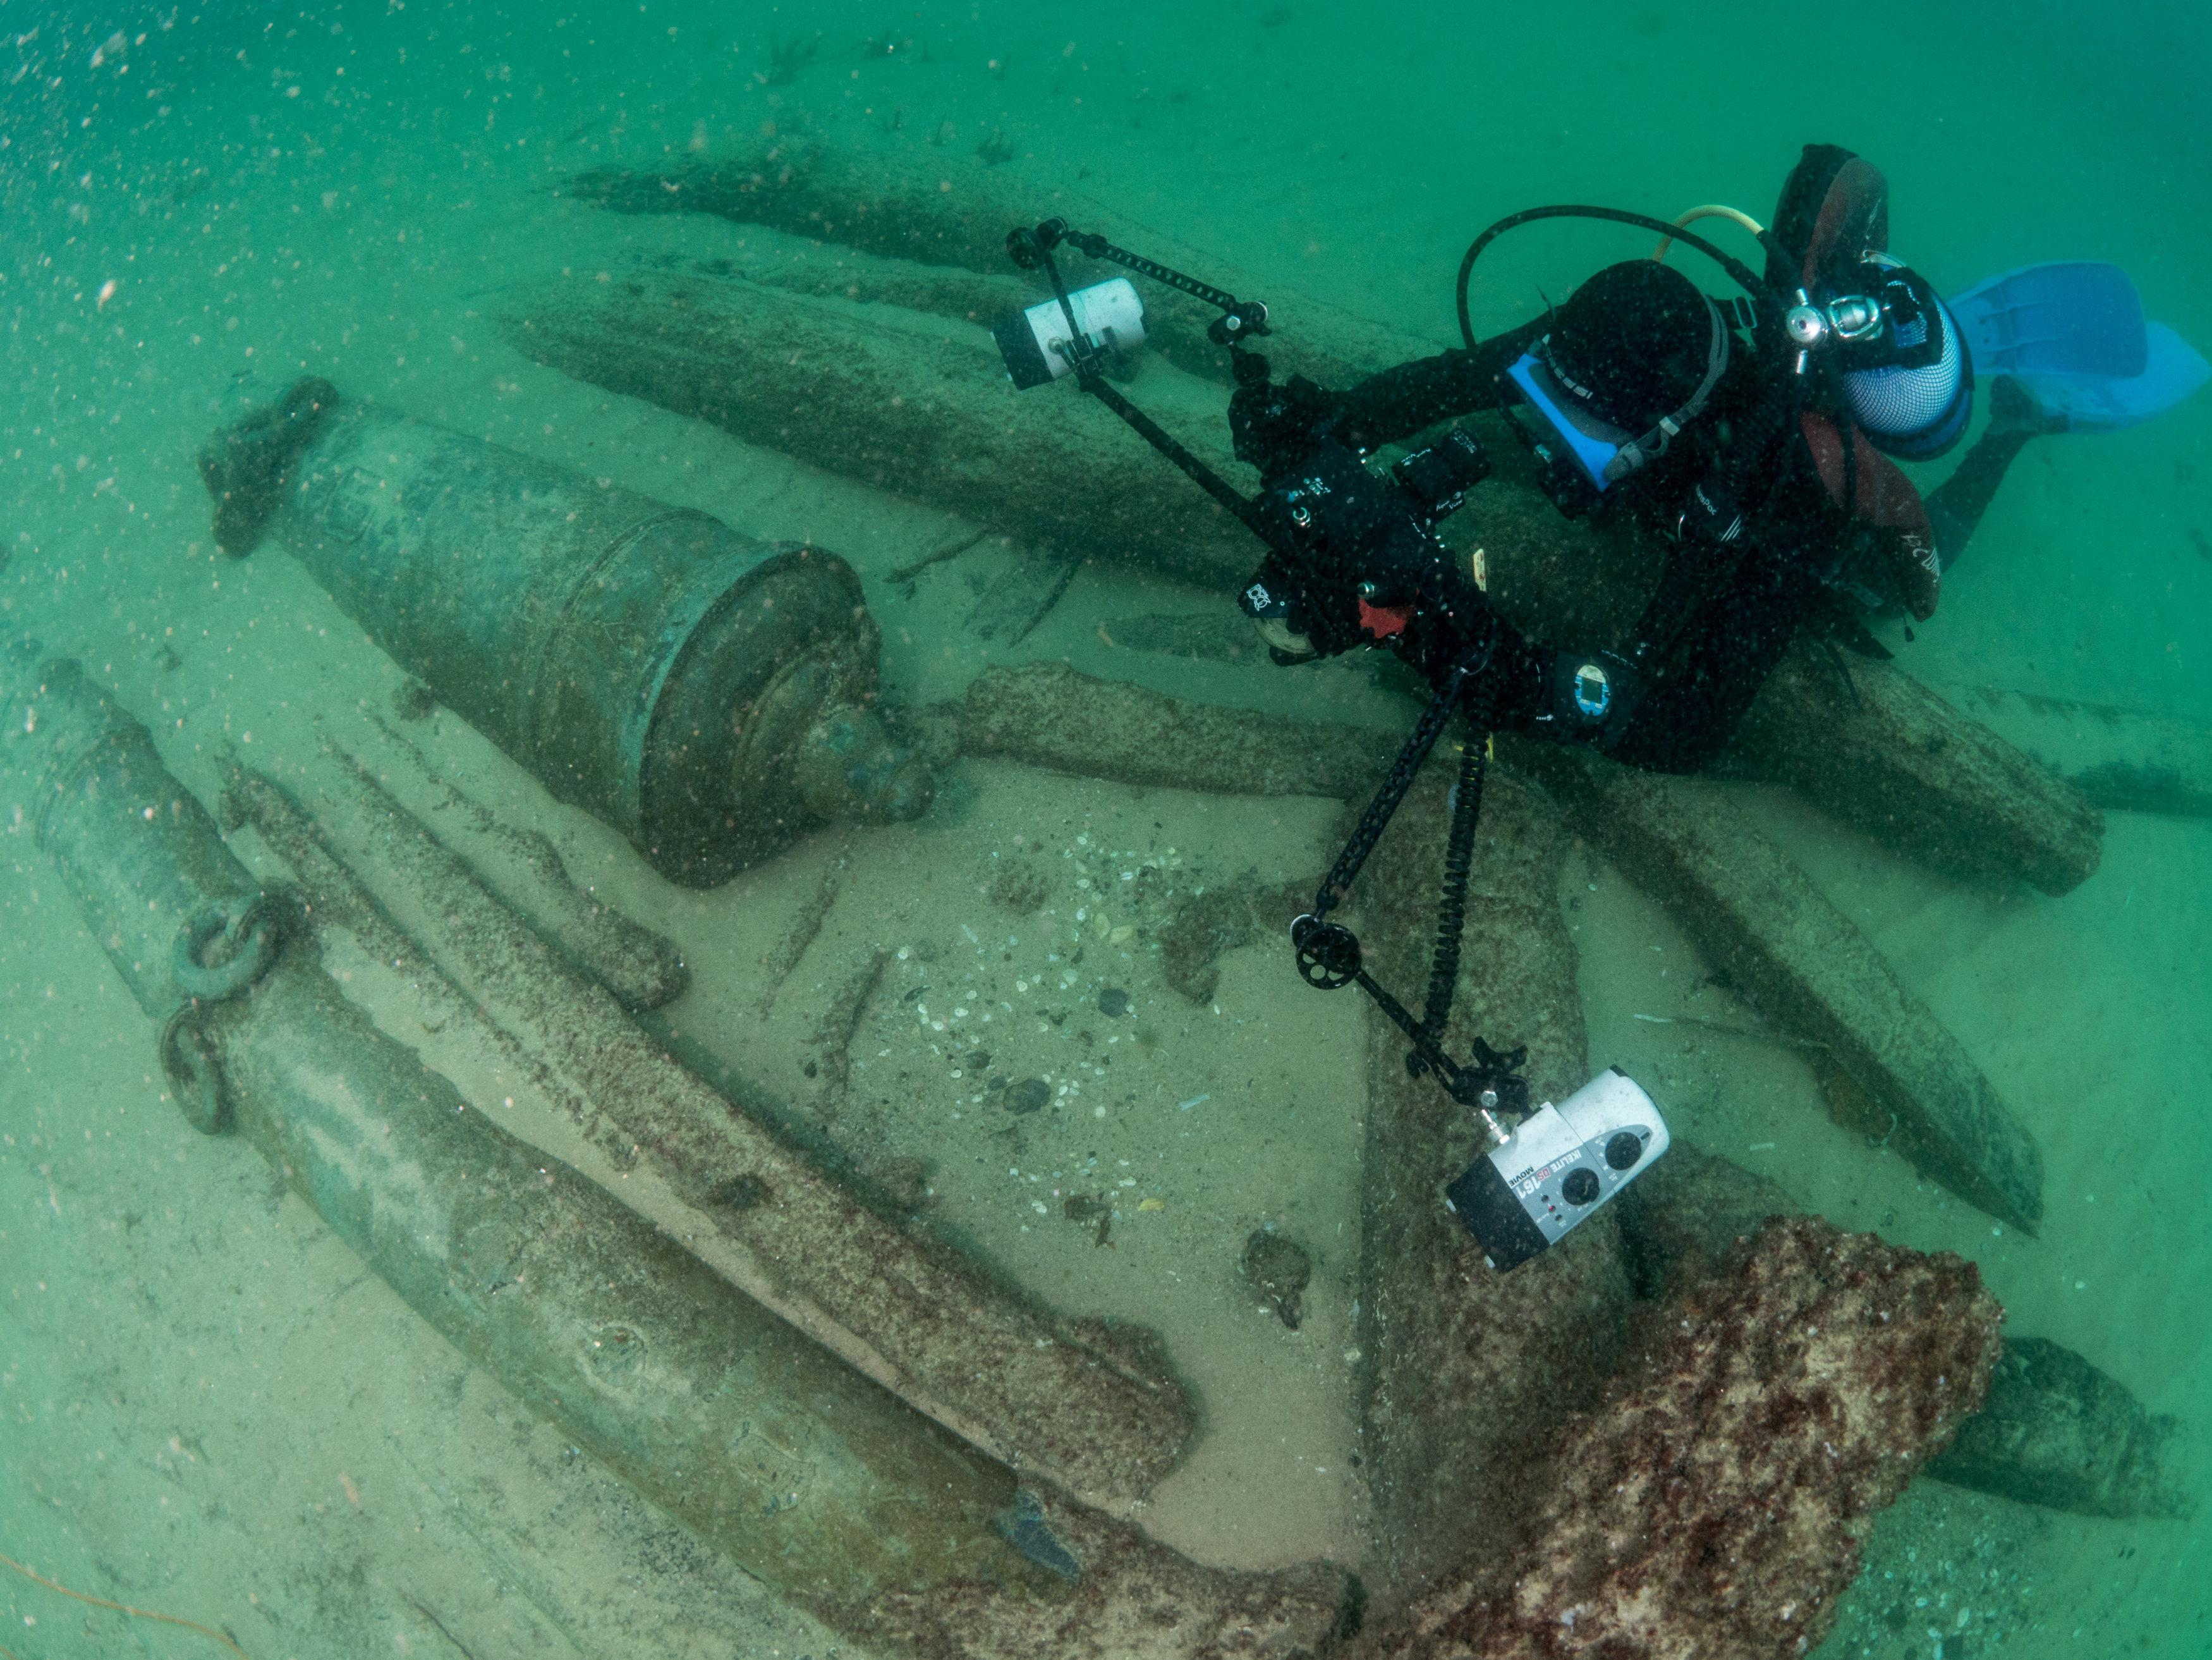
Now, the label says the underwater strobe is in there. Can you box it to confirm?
[1445,1070,1670,1271]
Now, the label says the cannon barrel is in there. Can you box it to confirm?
[198,379,929,886]
[0,642,1357,1659]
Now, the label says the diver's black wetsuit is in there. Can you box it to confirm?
[1321,323,2026,773]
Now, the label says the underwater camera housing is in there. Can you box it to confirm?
[1506,406,1606,521]
[1239,427,1492,659]
[1445,1070,1670,1271]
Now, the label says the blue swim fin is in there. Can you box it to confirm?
[1949,261,2209,432]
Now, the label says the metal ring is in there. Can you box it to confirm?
[1290,914,1361,991]
[159,1006,230,1135]
[173,893,281,1003]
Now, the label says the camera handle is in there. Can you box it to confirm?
[1291,652,1529,1140]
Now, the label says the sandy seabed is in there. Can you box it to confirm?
[3,3,2206,1656]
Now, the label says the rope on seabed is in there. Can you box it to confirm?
[0,1547,252,1657]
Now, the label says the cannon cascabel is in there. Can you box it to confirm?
[197,378,930,884]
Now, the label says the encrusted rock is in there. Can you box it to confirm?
[1615,1136,1799,1302]
[1622,1141,2194,1523]
[1363,1216,2002,1660]
[1241,1230,1314,1331]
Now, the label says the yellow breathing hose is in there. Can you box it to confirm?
[1651,204,1766,263]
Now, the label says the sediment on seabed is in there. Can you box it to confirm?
[959,665,2104,1636]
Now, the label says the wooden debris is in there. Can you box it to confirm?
[1514,742,2046,1232]
[1723,639,2105,894]
[497,264,1260,586]
[361,711,690,1010]
[1931,1337,2196,1520]
[562,141,1442,389]
[503,230,2104,896]
[757,848,845,1015]
[16,649,1346,1659]
[1934,681,2212,821]
[1352,764,1634,1597]
[960,660,1387,800]
[228,747,1200,1511]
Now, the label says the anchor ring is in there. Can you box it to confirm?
[159,1006,230,1135]
[173,893,282,1003]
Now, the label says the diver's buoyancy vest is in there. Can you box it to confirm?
[1797,410,1941,618]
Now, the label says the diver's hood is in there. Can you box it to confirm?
[1768,143,1893,295]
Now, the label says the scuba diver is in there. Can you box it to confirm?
[992,144,2203,1200]
[1224,142,2204,773]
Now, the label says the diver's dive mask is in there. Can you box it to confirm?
[1506,291,1730,518]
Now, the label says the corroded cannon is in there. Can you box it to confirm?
[0,640,1356,1660]
[198,379,930,885]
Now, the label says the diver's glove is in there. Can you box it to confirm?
[1507,649,1645,750]
[1229,373,1344,475]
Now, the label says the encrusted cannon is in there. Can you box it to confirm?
[0,638,1354,1660]
[198,379,930,885]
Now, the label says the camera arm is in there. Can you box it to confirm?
[1000,221,1531,1125]
[1009,218,1272,346]
[1003,221,1279,540]
[1291,649,1530,1136]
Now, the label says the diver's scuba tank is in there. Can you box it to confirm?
[1781,257,1974,459]
[1766,143,1974,460]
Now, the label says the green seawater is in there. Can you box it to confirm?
[3,1,2205,1656]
